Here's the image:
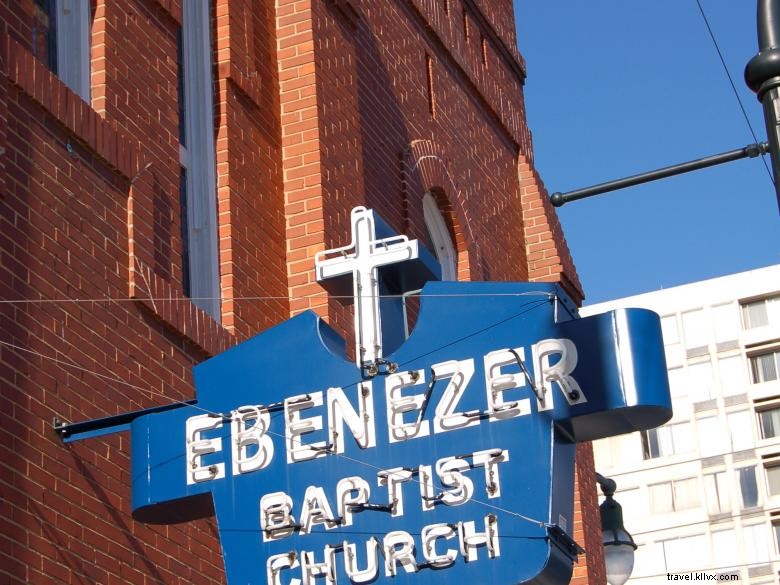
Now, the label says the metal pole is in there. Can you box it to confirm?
[745,0,780,212]
[550,142,768,207]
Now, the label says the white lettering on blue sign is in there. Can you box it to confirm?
[185,338,582,481]
[265,514,500,584]
[183,338,583,583]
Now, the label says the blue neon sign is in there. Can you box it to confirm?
[122,280,671,585]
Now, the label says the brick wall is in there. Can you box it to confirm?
[0,0,603,583]
[0,0,286,582]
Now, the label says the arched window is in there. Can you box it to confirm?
[423,192,457,280]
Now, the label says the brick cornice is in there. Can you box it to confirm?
[150,0,182,24]
[406,0,533,160]
[129,258,238,357]
[460,0,526,79]
[519,160,584,305]
[5,36,140,181]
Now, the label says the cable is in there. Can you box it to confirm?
[601,440,768,478]
[0,339,222,420]
[632,560,775,580]
[694,0,776,187]
[0,299,557,529]
[629,508,775,538]
[0,291,559,305]
[0,296,552,428]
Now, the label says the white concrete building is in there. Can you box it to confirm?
[584,265,780,584]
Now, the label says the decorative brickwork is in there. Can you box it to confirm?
[519,158,585,305]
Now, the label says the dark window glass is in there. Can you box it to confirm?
[751,351,780,383]
[179,166,191,297]
[641,429,661,460]
[177,26,186,146]
[774,521,780,554]
[760,408,780,439]
[33,0,57,72]
[739,466,759,509]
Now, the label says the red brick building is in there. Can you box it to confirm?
[0,0,605,583]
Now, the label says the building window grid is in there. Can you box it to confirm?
[596,286,780,575]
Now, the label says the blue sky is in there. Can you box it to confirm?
[515,0,780,304]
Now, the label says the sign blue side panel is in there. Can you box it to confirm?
[555,308,672,442]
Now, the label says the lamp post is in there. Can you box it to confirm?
[746,0,780,212]
[596,473,637,585]
[551,2,780,213]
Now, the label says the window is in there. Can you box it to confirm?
[667,367,686,398]
[738,466,759,509]
[688,360,714,402]
[742,523,772,565]
[704,472,731,514]
[718,356,747,396]
[661,315,680,345]
[682,309,709,348]
[712,303,740,343]
[697,417,728,457]
[642,423,693,459]
[614,488,642,526]
[422,192,457,281]
[661,534,708,572]
[750,349,780,384]
[727,410,753,452]
[759,407,780,439]
[773,519,780,554]
[179,1,220,321]
[32,0,56,71]
[649,482,673,513]
[593,434,641,471]
[711,530,739,569]
[766,465,780,496]
[32,0,91,100]
[741,296,778,329]
[649,478,699,513]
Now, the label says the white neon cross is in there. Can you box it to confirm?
[315,206,419,367]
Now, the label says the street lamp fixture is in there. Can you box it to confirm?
[596,473,637,585]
